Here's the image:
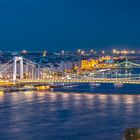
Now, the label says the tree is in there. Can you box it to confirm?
[124,128,140,140]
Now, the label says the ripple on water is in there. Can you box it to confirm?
[0,91,140,140]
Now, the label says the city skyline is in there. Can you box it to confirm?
[0,1,140,140]
[0,0,140,51]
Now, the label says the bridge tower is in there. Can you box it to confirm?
[13,56,24,81]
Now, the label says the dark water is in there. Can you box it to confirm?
[0,85,140,140]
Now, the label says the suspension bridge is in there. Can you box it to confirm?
[0,56,140,89]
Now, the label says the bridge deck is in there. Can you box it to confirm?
[17,78,140,85]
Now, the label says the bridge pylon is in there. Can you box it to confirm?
[13,56,24,82]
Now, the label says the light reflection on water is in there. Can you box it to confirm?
[0,92,4,103]
[0,91,140,139]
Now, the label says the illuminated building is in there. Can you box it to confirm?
[99,55,111,62]
[81,59,98,70]
[112,49,136,55]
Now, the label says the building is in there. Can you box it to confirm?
[81,59,98,70]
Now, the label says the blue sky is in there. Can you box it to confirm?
[0,0,140,51]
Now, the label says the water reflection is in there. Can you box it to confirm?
[23,91,35,102]
[0,91,4,103]
[1,91,140,140]
[2,91,140,112]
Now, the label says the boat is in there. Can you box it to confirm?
[90,83,100,87]
[114,83,123,88]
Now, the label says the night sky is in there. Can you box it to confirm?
[0,0,140,51]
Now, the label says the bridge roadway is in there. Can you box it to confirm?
[0,78,140,87]
[0,80,14,86]
[16,78,140,85]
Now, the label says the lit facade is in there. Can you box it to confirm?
[81,59,98,70]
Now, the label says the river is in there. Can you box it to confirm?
[0,84,140,140]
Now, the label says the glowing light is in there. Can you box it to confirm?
[77,49,81,53]
[81,50,85,55]
[22,50,27,54]
[90,49,94,53]
[102,51,105,54]
[113,49,116,54]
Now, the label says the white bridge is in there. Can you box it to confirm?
[0,56,140,86]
